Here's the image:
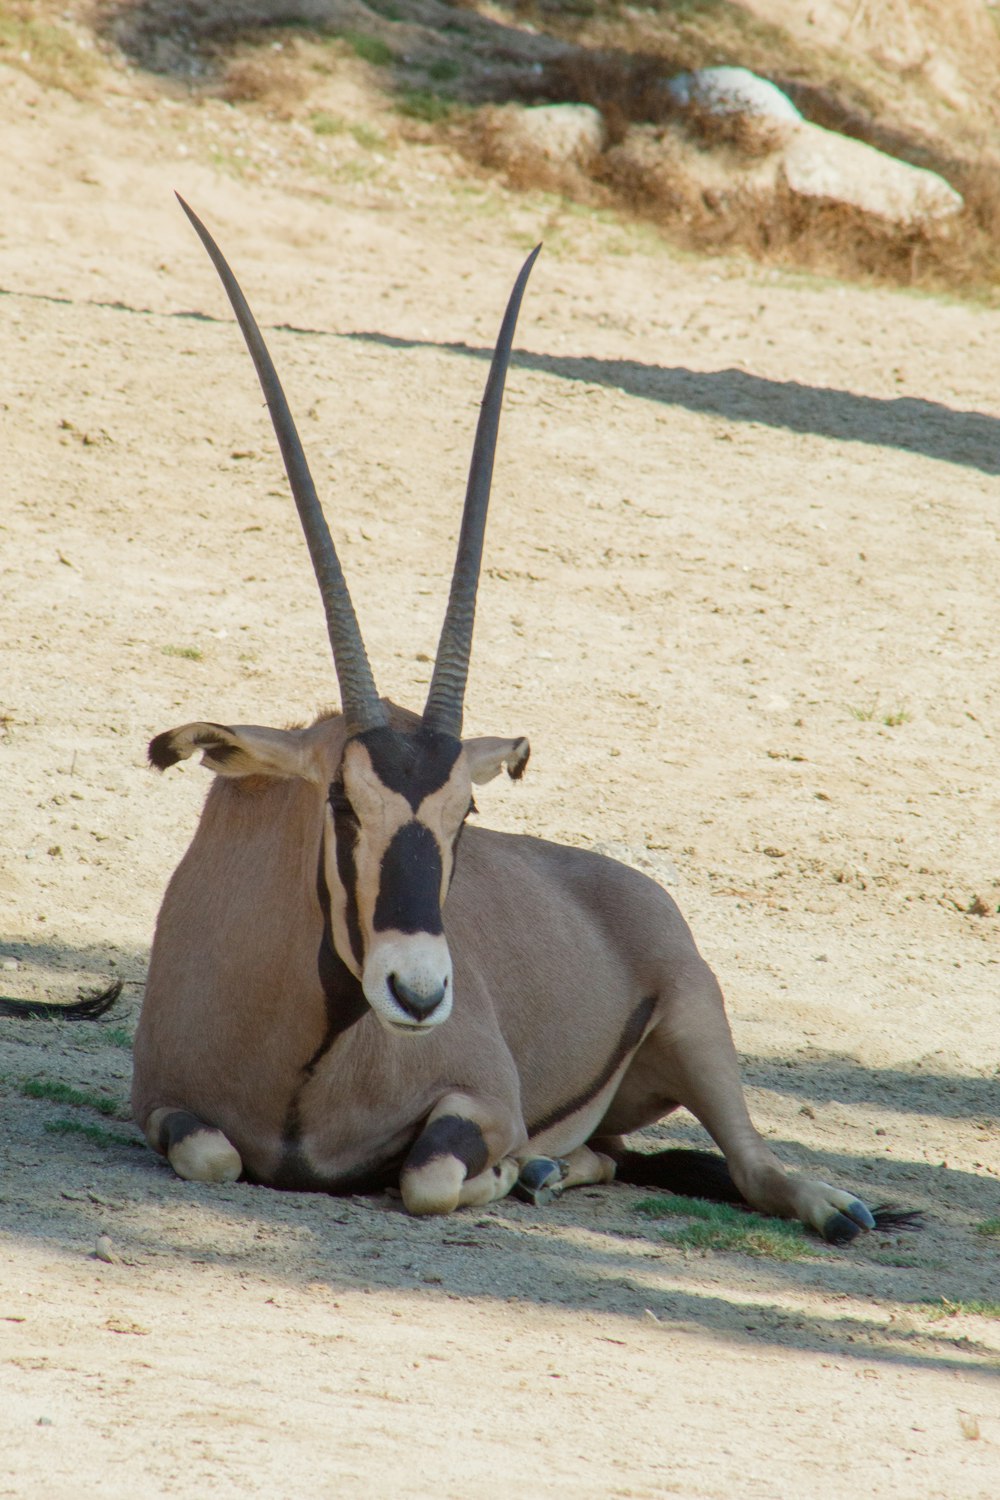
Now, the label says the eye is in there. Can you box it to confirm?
[328,784,358,824]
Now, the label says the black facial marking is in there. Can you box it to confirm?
[373,821,445,935]
[527,995,656,1138]
[270,858,371,1191]
[328,782,357,823]
[355,725,462,811]
[404,1115,489,1179]
[312,843,369,1056]
[328,787,365,968]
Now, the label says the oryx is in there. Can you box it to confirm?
[133,199,910,1242]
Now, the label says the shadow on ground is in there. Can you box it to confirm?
[346,330,1000,477]
[5,285,997,474]
[742,1052,999,1122]
[3,1011,997,1380]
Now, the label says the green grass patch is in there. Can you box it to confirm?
[918,1298,1000,1321]
[396,88,456,123]
[310,110,345,136]
[427,58,460,83]
[104,1027,133,1051]
[974,1217,1000,1237]
[43,1118,138,1150]
[161,644,203,661]
[635,1193,819,1261]
[0,12,101,97]
[867,1249,926,1269]
[351,122,386,150]
[846,698,910,727]
[20,1077,123,1118]
[342,31,393,66]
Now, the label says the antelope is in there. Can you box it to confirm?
[133,198,912,1242]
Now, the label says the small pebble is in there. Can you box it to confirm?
[94,1234,120,1265]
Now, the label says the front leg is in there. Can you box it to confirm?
[400,1091,523,1215]
[145,1107,243,1184]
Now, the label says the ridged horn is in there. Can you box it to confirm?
[177,195,386,737]
[423,245,541,738]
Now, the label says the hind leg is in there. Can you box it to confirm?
[145,1107,243,1184]
[597,961,876,1244]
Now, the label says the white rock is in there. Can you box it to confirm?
[666,67,802,123]
[606,110,963,237]
[781,121,963,225]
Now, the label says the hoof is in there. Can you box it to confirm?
[821,1196,877,1245]
[515,1156,568,1208]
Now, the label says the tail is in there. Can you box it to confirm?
[613,1146,746,1203]
[867,1207,924,1232]
[0,980,124,1021]
[613,1146,924,1233]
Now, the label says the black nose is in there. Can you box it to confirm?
[387,973,446,1022]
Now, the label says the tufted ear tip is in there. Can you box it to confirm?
[148,730,183,772]
[464,735,531,786]
[506,738,530,781]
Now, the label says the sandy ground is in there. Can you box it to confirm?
[1,54,998,1499]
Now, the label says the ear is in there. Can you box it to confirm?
[462,735,530,785]
[148,722,326,784]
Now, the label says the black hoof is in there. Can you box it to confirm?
[822,1212,865,1246]
[515,1156,567,1208]
[821,1197,876,1245]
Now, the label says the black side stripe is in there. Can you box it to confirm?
[527,996,657,1138]
[307,844,369,1070]
[273,848,372,1183]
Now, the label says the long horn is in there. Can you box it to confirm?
[177,195,386,737]
[423,245,541,738]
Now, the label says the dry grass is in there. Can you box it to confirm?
[11,0,996,297]
[0,1,103,96]
[219,51,308,112]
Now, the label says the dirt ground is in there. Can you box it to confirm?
[1,38,998,1500]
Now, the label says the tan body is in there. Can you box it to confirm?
[134,708,882,1238]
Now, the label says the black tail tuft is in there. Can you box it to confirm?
[871,1206,925,1233]
[613,1147,746,1205]
[0,980,124,1021]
